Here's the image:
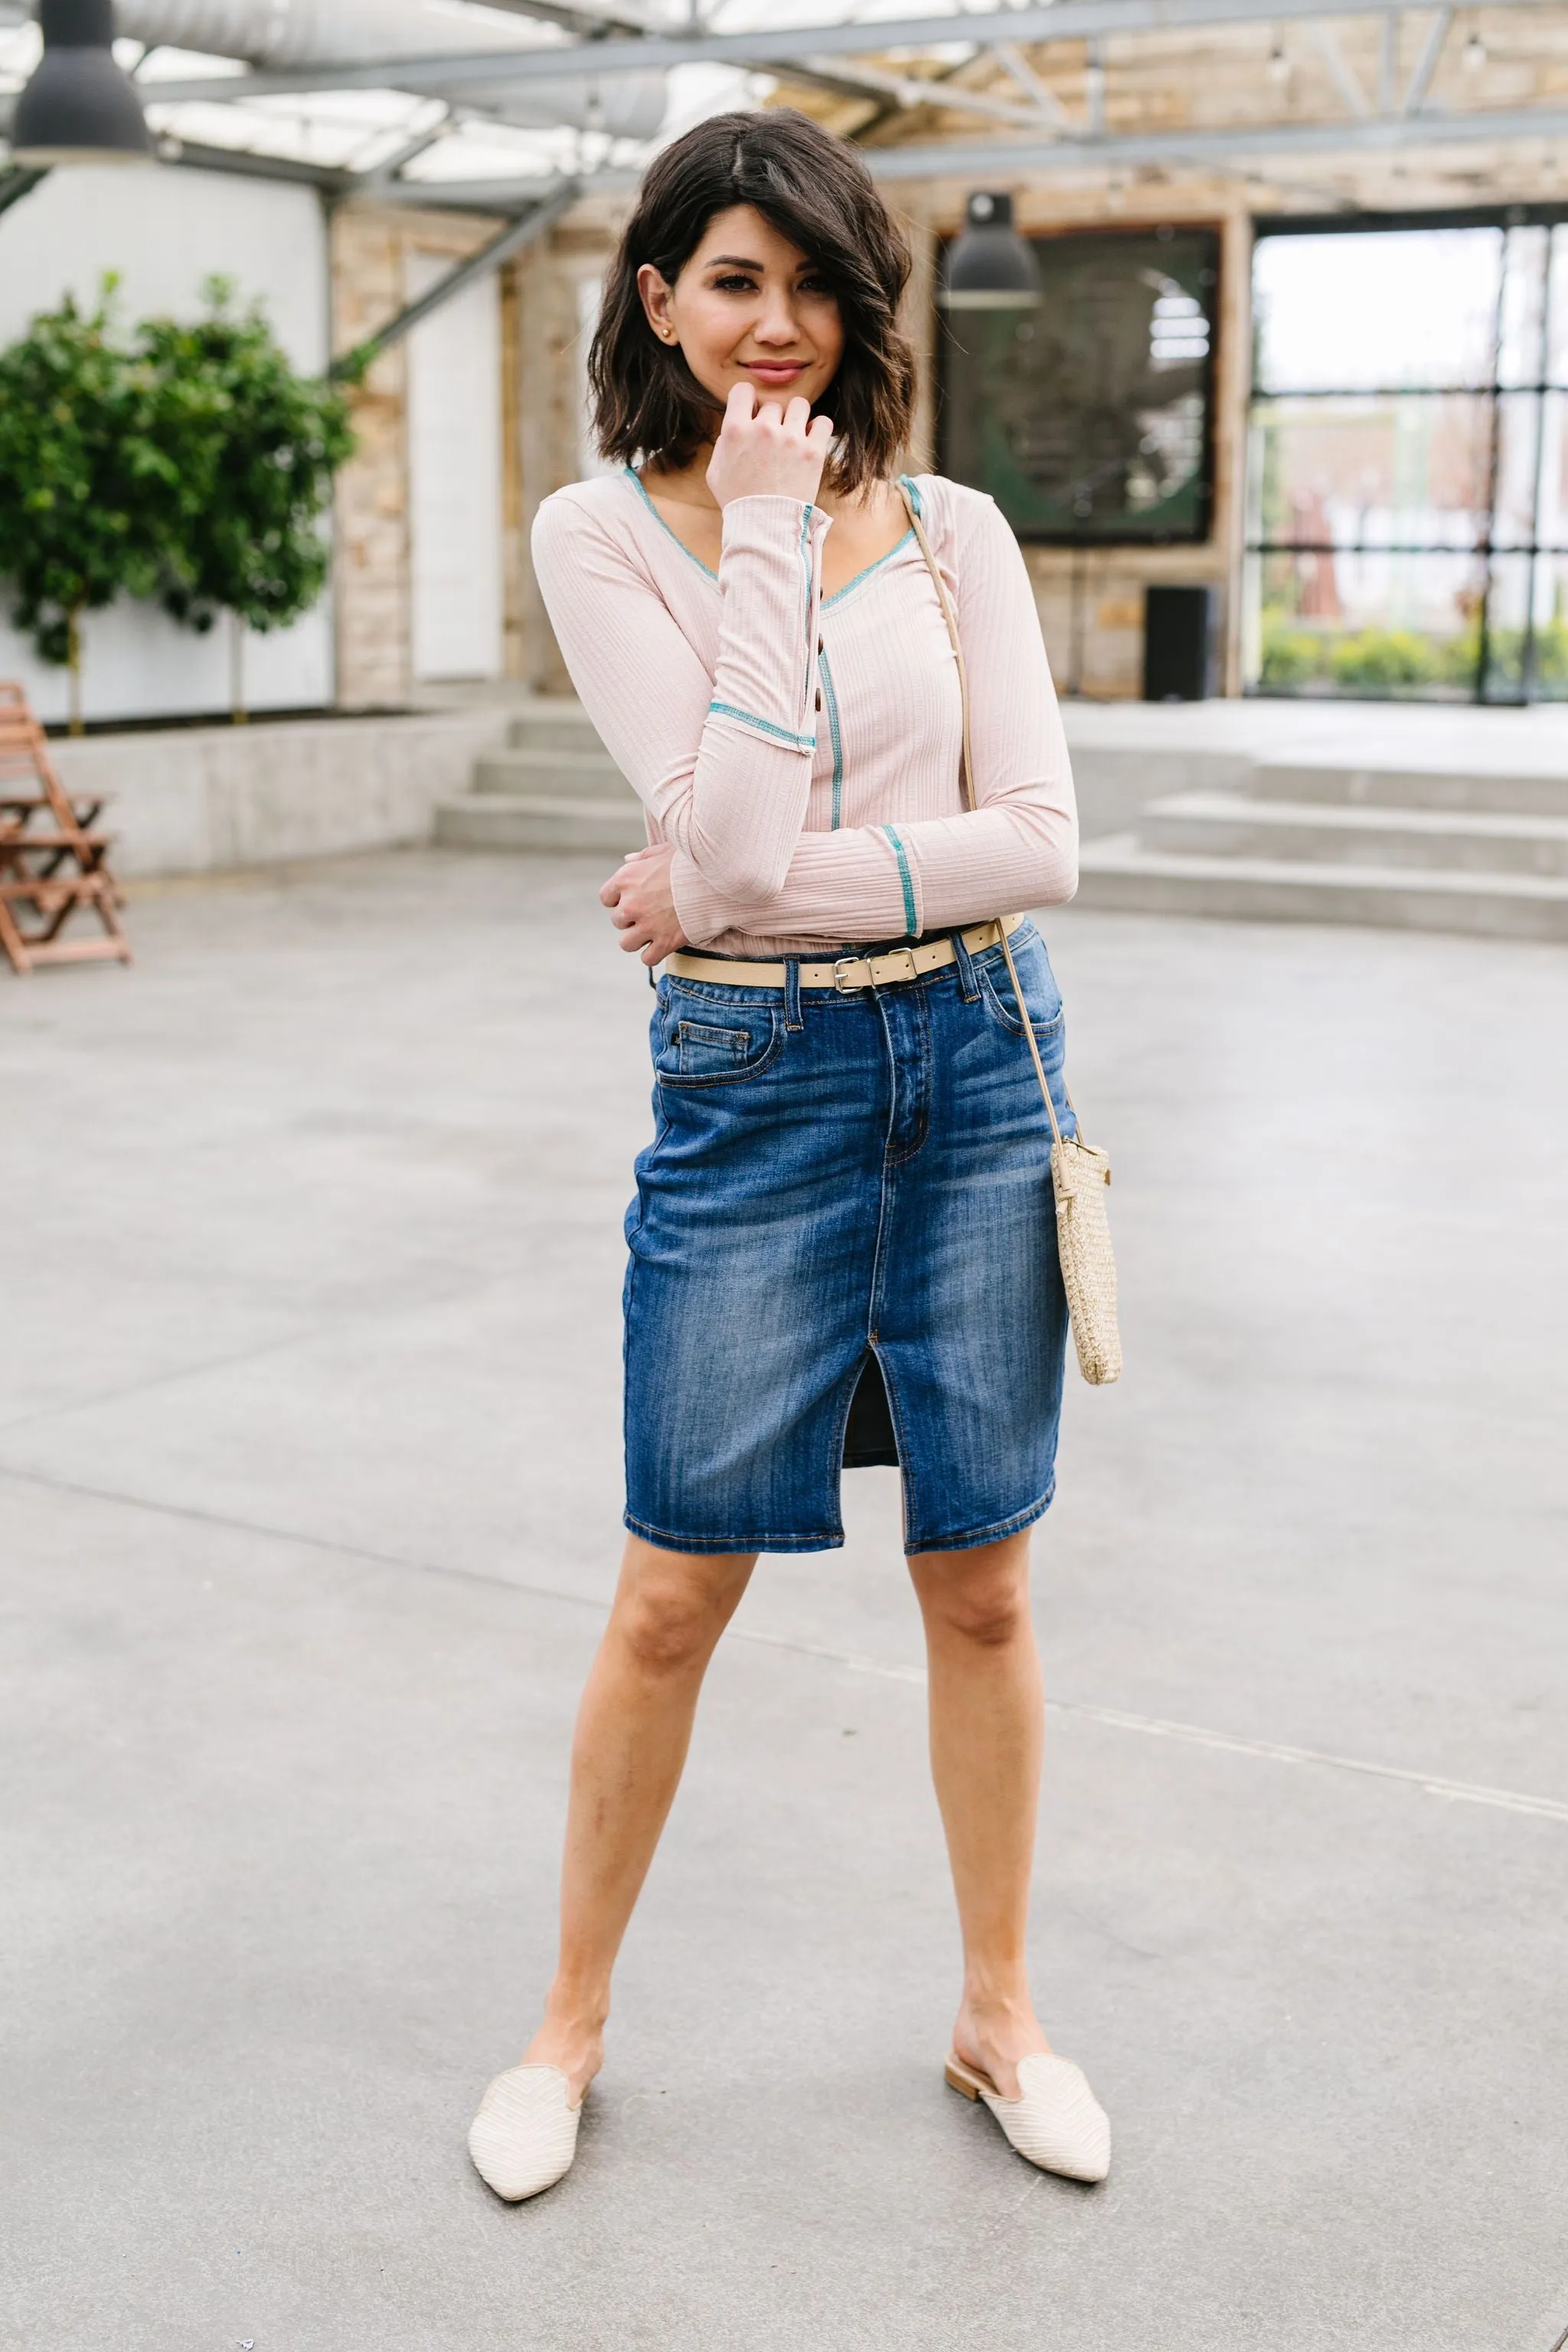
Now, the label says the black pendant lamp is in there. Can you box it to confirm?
[11,0,152,167]
[939,191,1042,311]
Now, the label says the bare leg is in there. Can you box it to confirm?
[907,1530,1050,2099]
[524,1536,756,2099]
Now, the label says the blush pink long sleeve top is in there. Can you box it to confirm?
[529,467,1079,956]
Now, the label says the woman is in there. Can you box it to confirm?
[468,108,1109,2201]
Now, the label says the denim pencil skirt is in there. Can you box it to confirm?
[622,919,1076,1557]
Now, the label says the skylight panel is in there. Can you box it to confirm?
[123,47,249,80]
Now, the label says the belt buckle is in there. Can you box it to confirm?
[833,955,870,992]
[878,946,919,986]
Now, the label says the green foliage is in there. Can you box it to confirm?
[0,282,165,669]
[0,274,355,703]
[1258,614,1322,687]
[1515,616,1568,688]
[1255,609,1523,695]
[1259,596,1568,699]
[134,276,355,639]
[329,342,376,390]
[1329,628,1438,688]
[1438,615,1568,693]
[1436,625,1485,690]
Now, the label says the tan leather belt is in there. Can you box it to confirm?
[665,915,1024,995]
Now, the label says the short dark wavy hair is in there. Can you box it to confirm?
[588,109,917,496]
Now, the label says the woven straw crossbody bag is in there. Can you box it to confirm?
[899,482,1123,1387]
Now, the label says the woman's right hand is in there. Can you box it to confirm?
[705,384,835,510]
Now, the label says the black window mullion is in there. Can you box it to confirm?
[1475,237,1511,702]
[1520,230,1557,699]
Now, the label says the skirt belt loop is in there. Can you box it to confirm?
[783,957,803,1031]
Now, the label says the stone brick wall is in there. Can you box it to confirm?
[330,203,506,710]
[515,224,615,694]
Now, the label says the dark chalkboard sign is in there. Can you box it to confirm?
[938,226,1219,545]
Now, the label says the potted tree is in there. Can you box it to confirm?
[138,279,356,722]
[0,283,165,733]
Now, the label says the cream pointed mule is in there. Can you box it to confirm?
[468,2063,583,2202]
[946,2050,1111,2184]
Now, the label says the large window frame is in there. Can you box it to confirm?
[1247,204,1568,704]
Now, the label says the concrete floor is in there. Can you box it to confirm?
[3,851,1566,2352]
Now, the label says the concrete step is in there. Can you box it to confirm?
[1068,745,1257,836]
[506,704,607,755]
[434,792,647,854]
[1250,761,1568,818]
[471,746,639,802]
[1076,835,1568,940]
[1141,792,1568,877]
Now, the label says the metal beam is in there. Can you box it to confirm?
[758,57,912,109]
[155,138,522,209]
[356,109,454,190]
[0,165,48,219]
[1402,4,1452,109]
[856,99,1568,177]
[44,0,1537,106]
[364,163,629,209]
[365,99,1568,210]
[750,51,1020,121]
[991,41,1077,129]
[156,140,355,194]
[364,167,638,208]
[777,56,1069,129]
[329,177,580,377]
[1379,11,1400,110]
[799,45,978,142]
[1085,39,1107,134]
[1311,22,1372,113]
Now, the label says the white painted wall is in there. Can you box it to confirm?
[406,250,504,681]
[576,273,616,484]
[0,164,333,725]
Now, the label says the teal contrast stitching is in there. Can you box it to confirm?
[897,472,924,519]
[882,823,918,936]
[799,504,815,720]
[823,530,914,608]
[819,645,844,826]
[623,466,717,578]
[709,700,815,750]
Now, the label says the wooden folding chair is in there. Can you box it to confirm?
[0,682,131,975]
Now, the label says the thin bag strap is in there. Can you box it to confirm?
[897,478,975,818]
[896,476,1073,1155]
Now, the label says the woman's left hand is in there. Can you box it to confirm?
[599,842,688,966]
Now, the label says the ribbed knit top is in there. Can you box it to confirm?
[530,467,1079,956]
